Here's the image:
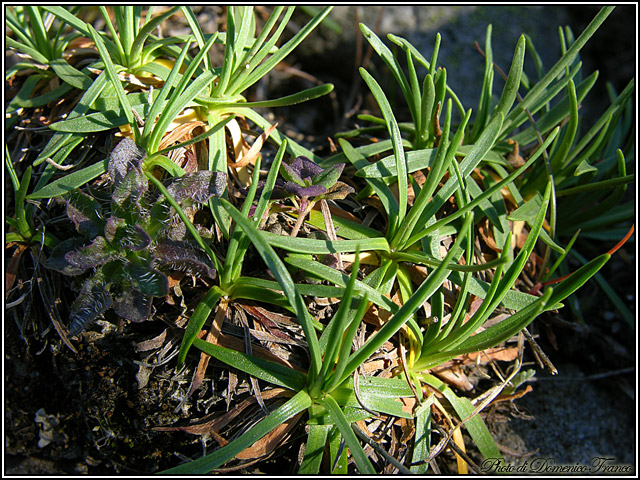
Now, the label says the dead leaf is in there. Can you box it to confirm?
[6,243,27,295]
[188,300,228,397]
[432,101,442,146]
[228,123,278,169]
[506,139,525,168]
[154,388,292,436]
[511,220,527,249]
[238,305,298,342]
[135,329,168,352]
[433,365,474,392]
[477,218,501,253]
[493,384,533,404]
[217,333,302,372]
[235,412,303,459]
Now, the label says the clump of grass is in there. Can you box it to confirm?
[5,5,634,474]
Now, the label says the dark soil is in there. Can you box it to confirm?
[5,5,636,475]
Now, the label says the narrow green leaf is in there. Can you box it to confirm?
[328,425,348,473]
[411,398,432,474]
[507,194,542,222]
[316,252,361,385]
[394,250,508,273]
[88,24,138,142]
[176,285,225,366]
[221,199,323,381]
[327,295,370,394]
[228,7,295,94]
[420,290,551,368]
[50,99,160,133]
[360,67,408,236]
[471,24,494,142]
[260,230,389,255]
[25,7,52,59]
[419,74,436,146]
[299,424,331,474]
[27,158,108,199]
[359,24,411,110]
[239,7,333,93]
[180,6,211,71]
[141,35,193,141]
[5,36,50,66]
[511,69,595,145]
[150,70,217,152]
[339,137,399,227]
[322,394,376,474]
[193,337,307,390]
[284,256,398,315]
[549,79,579,170]
[252,139,287,222]
[143,154,185,178]
[406,124,558,247]
[49,58,93,90]
[504,6,615,131]
[161,390,312,474]
[338,214,472,387]
[304,209,383,241]
[395,105,470,249]
[129,7,180,67]
[211,84,335,109]
[148,34,218,152]
[495,35,526,122]
[545,253,610,308]
[448,270,540,311]
[569,249,633,327]
[14,166,33,235]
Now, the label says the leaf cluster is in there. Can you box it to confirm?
[5,5,634,475]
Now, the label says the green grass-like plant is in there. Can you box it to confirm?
[5,5,634,474]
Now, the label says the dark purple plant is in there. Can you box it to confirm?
[279,156,346,198]
[45,138,225,336]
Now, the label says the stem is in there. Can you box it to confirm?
[290,197,313,238]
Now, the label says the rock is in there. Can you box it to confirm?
[492,363,635,472]
[290,5,633,129]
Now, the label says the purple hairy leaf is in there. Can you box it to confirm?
[280,162,305,186]
[165,171,227,204]
[113,289,153,323]
[284,182,327,197]
[312,162,345,189]
[105,217,151,250]
[277,157,344,198]
[44,238,89,276]
[65,190,105,238]
[112,164,148,207]
[64,236,119,269]
[253,177,329,200]
[287,156,324,183]
[125,264,169,297]
[104,216,126,244]
[252,179,290,200]
[154,241,217,279]
[108,137,146,185]
[68,282,113,336]
[126,225,152,250]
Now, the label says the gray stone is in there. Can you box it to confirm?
[493,363,635,473]
[296,5,571,110]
